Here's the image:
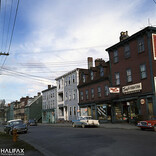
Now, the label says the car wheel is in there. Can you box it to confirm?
[24,131,27,134]
[72,123,76,128]
[82,124,85,128]
[141,128,145,131]
[154,125,156,132]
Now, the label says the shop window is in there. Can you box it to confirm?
[126,69,132,82]
[115,72,120,85]
[140,64,147,79]
[113,50,119,63]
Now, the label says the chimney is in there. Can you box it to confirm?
[120,31,129,41]
[38,92,41,96]
[95,58,105,67]
[48,85,51,89]
[87,57,93,69]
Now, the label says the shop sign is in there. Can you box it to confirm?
[152,34,156,60]
[140,99,145,104]
[109,87,120,93]
[122,83,142,94]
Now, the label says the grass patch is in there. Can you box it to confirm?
[0,132,37,151]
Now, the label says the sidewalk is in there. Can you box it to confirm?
[38,122,138,130]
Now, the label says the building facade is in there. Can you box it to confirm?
[78,58,111,122]
[42,85,57,123]
[55,68,81,121]
[106,26,156,122]
[25,93,42,123]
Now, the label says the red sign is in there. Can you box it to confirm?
[152,34,156,60]
[109,87,120,93]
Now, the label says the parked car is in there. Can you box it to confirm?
[137,118,156,131]
[72,116,100,128]
[4,119,28,134]
[27,119,37,126]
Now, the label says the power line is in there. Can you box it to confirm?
[153,0,156,4]
[1,0,20,69]
[12,45,106,55]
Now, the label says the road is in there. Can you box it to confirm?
[19,125,156,156]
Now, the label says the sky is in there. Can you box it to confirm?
[0,0,156,104]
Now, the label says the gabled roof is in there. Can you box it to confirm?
[106,26,156,52]
[25,95,41,107]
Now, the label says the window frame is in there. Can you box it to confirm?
[113,50,119,63]
[126,68,132,83]
[140,64,147,79]
[115,72,120,86]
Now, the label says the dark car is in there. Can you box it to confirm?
[4,119,28,134]
[27,119,37,126]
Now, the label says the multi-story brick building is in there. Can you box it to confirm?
[78,57,111,122]
[106,26,156,122]
[42,85,57,123]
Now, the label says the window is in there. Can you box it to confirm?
[126,69,132,82]
[105,85,109,96]
[69,76,71,85]
[90,71,94,80]
[80,92,83,100]
[86,90,89,100]
[58,80,60,89]
[140,64,147,79]
[138,37,144,53]
[100,67,104,77]
[115,72,120,85]
[82,74,86,83]
[65,77,67,86]
[113,50,119,63]
[124,44,130,58]
[91,88,94,99]
[73,90,76,100]
[72,74,75,83]
[98,87,101,97]
[65,92,68,101]
[73,107,76,116]
[69,107,72,116]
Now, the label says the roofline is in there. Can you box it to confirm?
[106,26,156,52]
[55,68,86,80]
[25,95,42,107]
[42,86,57,93]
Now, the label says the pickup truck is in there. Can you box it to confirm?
[72,116,100,128]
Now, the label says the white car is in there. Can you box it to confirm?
[72,116,100,128]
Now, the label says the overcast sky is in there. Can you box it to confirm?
[0,0,156,103]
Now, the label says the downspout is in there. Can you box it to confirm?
[147,31,156,116]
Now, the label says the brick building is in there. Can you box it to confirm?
[106,26,156,122]
[78,57,111,122]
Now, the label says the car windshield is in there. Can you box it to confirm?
[79,116,92,120]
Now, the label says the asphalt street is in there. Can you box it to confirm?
[19,125,156,156]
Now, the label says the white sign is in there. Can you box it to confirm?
[122,83,142,94]
[109,87,120,93]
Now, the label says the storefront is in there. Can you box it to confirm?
[80,103,112,122]
[42,109,56,123]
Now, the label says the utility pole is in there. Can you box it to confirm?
[0,52,9,56]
